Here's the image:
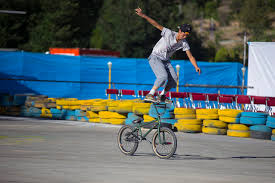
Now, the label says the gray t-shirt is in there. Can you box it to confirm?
[151,27,190,61]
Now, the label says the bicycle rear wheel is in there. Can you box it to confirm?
[152,127,177,159]
[117,125,139,156]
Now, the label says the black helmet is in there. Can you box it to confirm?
[177,24,192,33]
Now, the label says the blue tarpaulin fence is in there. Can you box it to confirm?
[0,51,247,99]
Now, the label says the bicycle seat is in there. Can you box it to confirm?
[132,118,143,124]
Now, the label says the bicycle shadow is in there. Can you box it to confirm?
[170,154,275,161]
[128,153,275,160]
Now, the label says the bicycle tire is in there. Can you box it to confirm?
[152,127,177,159]
[117,125,139,156]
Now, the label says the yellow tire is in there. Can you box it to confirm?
[67,100,82,106]
[93,100,107,106]
[86,111,99,118]
[174,108,195,115]
[110,119,125,125]
[227,130,250,138]
[48,98,56,102]
[202,126,227,135]
[196,114,219,120]
[56,99,78,105]
[100,118,124,124]
[177,119,202,125]
[175,114,196,119]
[133,103,151,108]
[100,118,111,124]
[181,124,202,133]
[98,111,126,119]
[79,99,96,105]
[143,115,155,122]
[107,106,117,112]
[107,100,119,107]
[203,120,227,129]
[80,105,92,111]
[41,108,52,118]
[196,109,218,115]
[34,103,46,108]
[228,124,249,131]
[132,107,150,115]
[89,118,100,123]
[56,105,62,110]
[219,116,240,123]
[90,105,108,112]
[63,105,81,110]
[174,123,183,131]
[218,109,243,117]
[63,98,78,101]
[115,102,133,113]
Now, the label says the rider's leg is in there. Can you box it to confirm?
[145,55,168,101]
[157,61,177,103]
[165,61,178,91]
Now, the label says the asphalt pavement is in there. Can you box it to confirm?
[0,116,274,183]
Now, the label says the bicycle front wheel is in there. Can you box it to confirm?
[117,125,139,156]
[152,127,177,159]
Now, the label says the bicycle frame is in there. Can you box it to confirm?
[132,102,169,144]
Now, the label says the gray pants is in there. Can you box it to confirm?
[148,54,178,89]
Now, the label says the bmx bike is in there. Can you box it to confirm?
[117,101,177,159]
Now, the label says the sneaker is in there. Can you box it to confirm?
[144,94,156,103]
[157,95,172,104]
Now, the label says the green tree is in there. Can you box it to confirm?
[91,0,215,60]
[214,47,239,62]
[204,0,219,20]
[0,0,40,48]
[0,0,103,51]
[91,0,182,58]
[239,0,271,38]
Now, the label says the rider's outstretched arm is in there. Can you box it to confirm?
[135,8,163,31]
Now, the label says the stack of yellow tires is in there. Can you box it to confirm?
[227,124,250,138]
[174,108,202,133]
[79,99,96,111]
[90,100,108,112]
[56,98,80,110]
[107,100,119,112]
[218,109,242,124]
[132,102,151,115]
[196,109,227,135]
[197,109,219,120]
[99,111,126,125]
[117,101,150,126]
[202,120,228,135]
[218,109,250,138]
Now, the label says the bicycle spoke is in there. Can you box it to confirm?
[153,128,176,158]
[117,125,139,156]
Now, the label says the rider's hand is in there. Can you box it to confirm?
[196,67,201,75]
[135,8,144,17]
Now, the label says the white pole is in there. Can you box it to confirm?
[107,62,112,99]
[176,64,180,107]
[241,32,247,95]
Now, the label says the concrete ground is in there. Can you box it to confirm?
[0,116,274,183]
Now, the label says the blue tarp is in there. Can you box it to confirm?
[0,51,247,99]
